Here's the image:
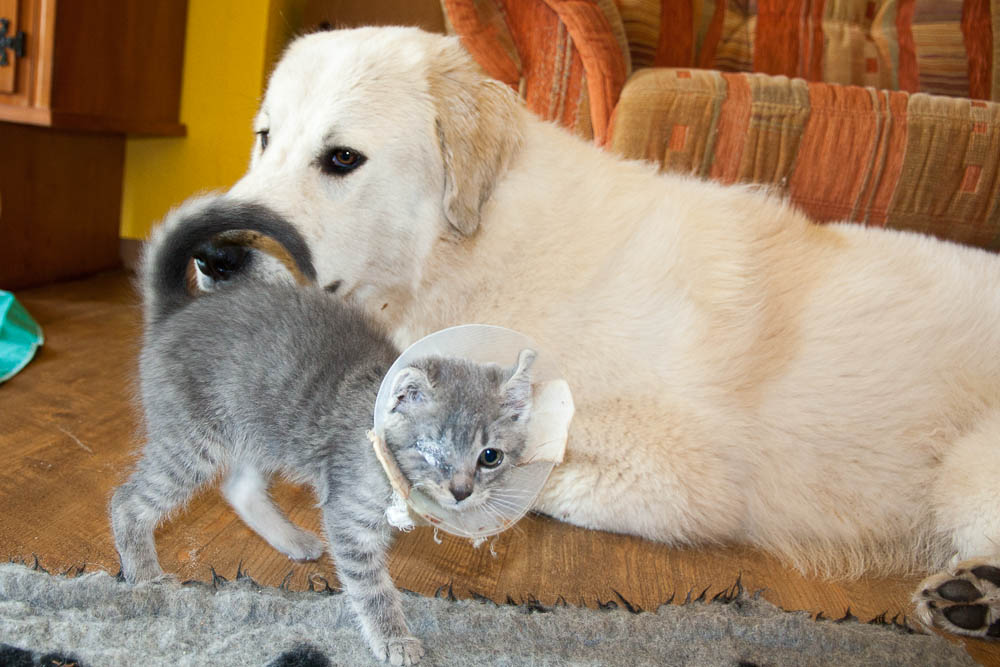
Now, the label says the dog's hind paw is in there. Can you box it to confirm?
[914,559,1000,638]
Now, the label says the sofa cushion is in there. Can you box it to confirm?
[609,67,1000,249]
[612,0,998,101]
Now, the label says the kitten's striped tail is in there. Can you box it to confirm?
[142,196,316,325]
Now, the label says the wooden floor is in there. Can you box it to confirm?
[2,270,997,665]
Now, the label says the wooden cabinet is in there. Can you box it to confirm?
[0,0,187,290]
[0,0,187,134]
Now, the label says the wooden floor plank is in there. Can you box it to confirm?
[1,271,996,664]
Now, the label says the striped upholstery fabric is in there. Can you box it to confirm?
[442,0,1000,247]
[442,0,631,143]
[443,0,1000,137]
[609,69,1000,248]
[617,0,999,101]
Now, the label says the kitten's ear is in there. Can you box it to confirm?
[390,366,433,414]
[501,349,536,421]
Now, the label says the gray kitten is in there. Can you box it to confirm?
[109,202,535,666]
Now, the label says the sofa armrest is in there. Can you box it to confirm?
[442,0,629,143]
[609,68,1000,250]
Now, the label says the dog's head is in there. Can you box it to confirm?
[217,26,523,316]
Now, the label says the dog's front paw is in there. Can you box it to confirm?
[914,559,1000,638]
[370,635,424,665]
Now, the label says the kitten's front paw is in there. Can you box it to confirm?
[119,557,168,584]
[371,635,424,666]
[122,569,179,586]
[281,530,325,562]
[151,571,180,585]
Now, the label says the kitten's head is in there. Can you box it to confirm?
[383,349,536,509]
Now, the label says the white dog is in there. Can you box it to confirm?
[176,26,1000,640]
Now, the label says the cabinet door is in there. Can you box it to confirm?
[0,0,183,132]
[0,0,20,94]
[0,0,51,122]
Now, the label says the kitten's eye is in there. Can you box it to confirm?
[478,448,504,468]
[320,147,366,175]
[256,129,269,151]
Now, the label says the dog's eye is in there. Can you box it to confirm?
[321,147,366,175]
[256,130,269,151]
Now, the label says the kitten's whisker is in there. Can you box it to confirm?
[490,486,536,495]
[474,499,527,535]
[487,498,535,510]
[483,498,514,512]
[483,498,513,518]
[479,502,503,519]
[493,500,541,525]
[481,502,534,536]
[486,498,529,514]
[480,502,511,528]
[490,483,537,494]
[490,493,532,504]
[489,490,537,501]
[488,504,528,518]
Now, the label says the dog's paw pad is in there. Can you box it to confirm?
[914,558,1000,638]
[943,603,989,629]
[936,578,981,602]
[972,565,1000,588]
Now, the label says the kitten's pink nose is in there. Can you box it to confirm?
[450,483,473,502]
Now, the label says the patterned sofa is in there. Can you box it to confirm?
[440,0,1000,250]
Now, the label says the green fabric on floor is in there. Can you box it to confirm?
[0,291,43,383]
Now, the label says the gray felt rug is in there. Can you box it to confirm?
[0,561,978,666]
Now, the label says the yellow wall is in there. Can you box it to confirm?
[120,0,306,240]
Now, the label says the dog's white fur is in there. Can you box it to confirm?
[203,28,1000,580]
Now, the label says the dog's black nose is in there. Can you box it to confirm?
[178,200,317,285]
[193,243,250,282]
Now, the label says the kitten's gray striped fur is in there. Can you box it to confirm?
[110,202,535,665]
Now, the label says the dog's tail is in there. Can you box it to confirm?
[142,197,316,325]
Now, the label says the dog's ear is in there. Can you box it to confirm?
[429,38,523,237]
